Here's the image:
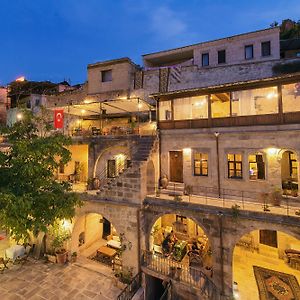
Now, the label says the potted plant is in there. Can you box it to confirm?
[50,221,71,264]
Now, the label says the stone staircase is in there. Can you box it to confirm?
[97,136,157,200]
[160,182,185,196]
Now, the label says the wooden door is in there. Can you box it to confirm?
[169,151,183,183]
[102,218,111,240]
[259,230,278,248]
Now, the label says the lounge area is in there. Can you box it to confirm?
[150,214,213,275]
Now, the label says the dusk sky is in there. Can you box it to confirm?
[0,0,299,86]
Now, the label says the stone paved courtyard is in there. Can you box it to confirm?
[0,257,123,300]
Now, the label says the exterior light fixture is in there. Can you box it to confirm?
[266,92,278,99]
[183,148,191,154]
[16,113,22,120]
[81,109,86,114]
[138,103,143,109]
[61,219,72,231]
[266,147,279,156]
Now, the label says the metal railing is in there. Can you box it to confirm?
[152,183,300,218]
[142,250,220,300]
[117,272,142,300]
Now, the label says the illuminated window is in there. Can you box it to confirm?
[101,70,112,82]
[249,154,265,180]
[282,83,300,113]
[289,152,298,178]
[228,154,242,179]
[211,93,230,118]
[194,153,208,176]
[159,101,172,120]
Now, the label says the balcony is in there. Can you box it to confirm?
[148,185,300,218]
[142,250,220,299]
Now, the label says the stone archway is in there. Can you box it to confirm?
[232,228,300,300]
[148,213,214,272]
[146,160,156,195]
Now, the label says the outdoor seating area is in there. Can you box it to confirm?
[151,215,212,272]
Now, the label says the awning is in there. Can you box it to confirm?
[49,98,152,117]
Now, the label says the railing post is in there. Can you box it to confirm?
[242,191,245,210]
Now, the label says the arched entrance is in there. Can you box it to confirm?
[281,150,298,196]
[233,229,300,300]
[149,214,213,271]
[71,213,121,270]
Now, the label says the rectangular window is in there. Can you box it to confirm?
[282,83,300,113]
[107,160,116,178]
[194,153,208,176]
[245,45,254,60]
[174,96,208,120]
[249,154,265,180]
[211,92,230,118]
[202,53,209,66]
[289,152,298,178]
[261,41,271,57]
[159,101,172,121]
[231,86,278,116]
[101,70,112,82]
[227,154,243,179]
[218,50,226,64]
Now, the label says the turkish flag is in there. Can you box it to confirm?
[54,109,64,129]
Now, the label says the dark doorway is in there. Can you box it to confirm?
[259,230,278,248]
[169,151,183,183]
[145,275,166,300]
[102,218,111,240]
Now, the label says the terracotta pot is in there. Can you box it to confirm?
[56,251,67,264]
[160,175,168,189]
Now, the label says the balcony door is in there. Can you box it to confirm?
[169,151,183,183]
[260,230,278,248]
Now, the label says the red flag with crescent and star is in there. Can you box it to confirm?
[54,109,64,129]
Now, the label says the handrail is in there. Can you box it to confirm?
[142,250,220,299]
[117,272,142,300]
[152,183,300,218]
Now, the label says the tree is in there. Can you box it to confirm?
[0,110,82,241]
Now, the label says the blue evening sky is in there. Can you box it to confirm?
[0,0,299,85]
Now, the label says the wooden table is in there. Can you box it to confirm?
[97,246,117,257]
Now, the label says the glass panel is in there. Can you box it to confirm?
[202,153,208,160]
[232,86,278,116]
[194,153,201,160]
[194,161,201,168]
[235,154,242,162]
[202,168,208,175]
[159,101,172,121]
[173,96,208,120]
[191,96,208,119]
[282,83,300,113]
[228,154,234,161]
[249,155,256,162]
[211,93,230,118]
[245,45,253,59]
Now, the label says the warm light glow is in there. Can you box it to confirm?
[266,92,278,99]
[16,113,22,120]
[83,99,92,104]
[138,103,143,109]
[183,148,191,154]
[61,219,72,231]
[115,153,125,160]
[81,109,86,114]
[266,147,279,156]
[194,101,204,107]
[16,76,25,82]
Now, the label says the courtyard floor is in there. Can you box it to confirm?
[0,256,124,300]
[233,245,300,300]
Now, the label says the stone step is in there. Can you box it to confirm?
[160,189,184,196]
